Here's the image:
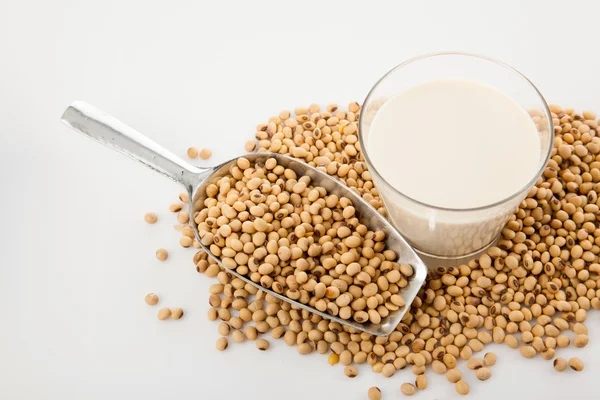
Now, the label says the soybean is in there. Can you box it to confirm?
[568,357,584,372]
[368,387,382,400]
[476,367,492,381]
[156,248,168,261]
[171,308,184,319]
[400,383,416,396]
[199,148,212,160]
[455,380,470,396]
[157,308,171,320]
[446,369,462,383]
[415,374,428,390]
[256,339,270,351]
[216,337,228,351]
[483,352,497,366]
[144,212,158,224]
[187,147,198,158]
[553,358,567,372]
[344,366,358,378]
[144,293,159,306]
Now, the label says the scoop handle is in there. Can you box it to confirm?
[61,101,209,191]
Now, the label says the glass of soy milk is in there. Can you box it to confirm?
[359,52,553,267]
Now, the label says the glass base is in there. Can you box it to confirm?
[412,234,500,270]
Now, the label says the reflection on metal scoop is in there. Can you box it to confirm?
[61,101,427,336]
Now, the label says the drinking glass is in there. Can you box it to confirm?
[359,52,553,267]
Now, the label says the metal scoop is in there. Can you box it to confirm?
[61,101,427,336]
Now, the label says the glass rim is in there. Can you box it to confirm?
[358,51,554,213]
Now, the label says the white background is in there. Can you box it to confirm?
[1,1,600,399]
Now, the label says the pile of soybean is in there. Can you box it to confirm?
[164,103,598,398]
[195,155,411,326]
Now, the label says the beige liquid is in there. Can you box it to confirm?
[368,79,541,209]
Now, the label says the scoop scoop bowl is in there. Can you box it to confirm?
[61,101,427,336]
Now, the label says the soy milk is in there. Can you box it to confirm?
[368,79,540,209]
[365,79,544,259]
